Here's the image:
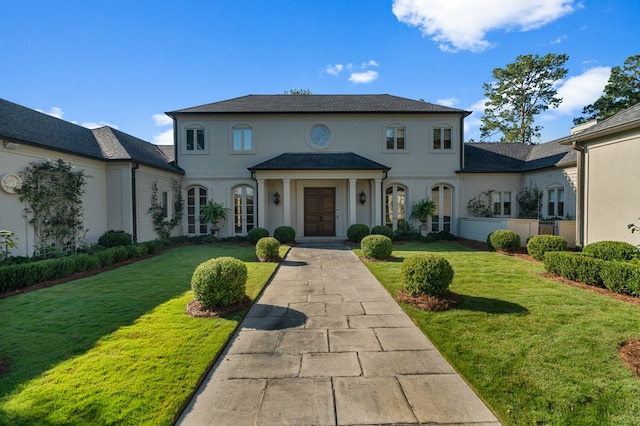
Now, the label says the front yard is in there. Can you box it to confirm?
[357,242,640,425]
[0,244,283,425]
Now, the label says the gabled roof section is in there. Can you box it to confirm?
[248,152,390,171]
[0,98,104,159]
[168,94,471,116]
[572,102,640,142]
[461,138,576,173]
[0,98,182,174]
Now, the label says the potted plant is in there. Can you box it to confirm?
[199,200,230,234]
[410,198,436,223]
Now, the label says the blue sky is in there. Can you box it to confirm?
[2,0,638,145]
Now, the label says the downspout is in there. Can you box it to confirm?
[572,142,585,247]
[459,114,465,170]
[131,162,139,243]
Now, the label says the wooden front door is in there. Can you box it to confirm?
[304,187,336,236]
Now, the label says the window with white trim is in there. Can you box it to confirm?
[547,186,565,217]
[187,186,208,235]
[431,184,452,232]
[161,189,170,219]
[492,190,512,217]
[233,185,255,235]
[433,126,452,150]
[232,125,253,152]
[385,184,407,230]
[185,126,205,151]
[385,125,406,151]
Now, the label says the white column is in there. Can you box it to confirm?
[283,178,291,226]
[349,178,357,226]
[257,179,266,228]
[374,178,382,226]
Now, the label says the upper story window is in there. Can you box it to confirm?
[385,125,406,151]
[492,190,512,217]
[433,126,452,150]
[185,126,205,152]
[232,125,254,153]
[547,186,565,218]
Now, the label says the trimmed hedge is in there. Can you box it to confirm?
[600,261,640,295]
[347,224,370,243]
[247,227,270,245]
[370,225,393,239]
[487,230,521,253]
[527,235,568,261]
[98,230,133,248]
[191,256,247,309]
[401,254,454,297]
[582,240,640,261]
[273,226,296,244]
[544,251,605,287]
[255,237,281,261]
[361,235,393,260]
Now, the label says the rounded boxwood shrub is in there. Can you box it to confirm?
[582,240,640,261]
[347,224,370,243]
[370,225,393,239]
[98,230,133,248]
[191,256,247,309]
[487,230,521,253]
[273,226,295,244]
[247,227,269,245]
[256,237,281,261]
[361,234,393,260]
[401,254,454,297]
[526,235,568,261]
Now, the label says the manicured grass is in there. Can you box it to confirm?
[356,242,640,425]
[0,244,286,425]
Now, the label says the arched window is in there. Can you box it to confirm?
[233,185,255,235]
[385,184,406,230]
[187,186,208,235]
[431,184,452,232]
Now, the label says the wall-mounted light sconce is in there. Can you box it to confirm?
[3,141,20,150]
[273,191,280,205]
[359,190,367,205]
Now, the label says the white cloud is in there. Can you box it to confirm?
[325,64,344,76]
[152,128,174,145]
[37,106,64,119]
[436,97,459,107]
[550,35,568,44]
[152,113,173,126]
[81,121,119,129]
[553,66,611,115]
[349,70,379,84]
[392,0,576,52]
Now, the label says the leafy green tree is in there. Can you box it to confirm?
[480,53,569,144]
[284,89,312,95]
[574,54,640,124]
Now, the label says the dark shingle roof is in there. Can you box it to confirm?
[249,152,390,171]
[168,94,471,116]
[572,102,640,141]
[461,138,576,173]
[0,98,182,173]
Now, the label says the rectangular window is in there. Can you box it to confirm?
[493,191,512,216]
[161,191,169,219]
[433,127,452,150]
[558,188,564,217]
[493,192,501,216]
[233,127,253,152]
[385,127,405,151]
[186,129,205,151]
[548,189,555,217]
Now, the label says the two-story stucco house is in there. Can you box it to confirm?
[166,95,472,239]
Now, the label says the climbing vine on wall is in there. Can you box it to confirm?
[17,159,88,253]
[149,180,184,239]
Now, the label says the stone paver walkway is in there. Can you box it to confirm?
[177,240,500,425]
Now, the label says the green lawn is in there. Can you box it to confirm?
[0,244,285,426]
[357,242,640,425]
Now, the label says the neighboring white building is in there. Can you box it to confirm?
[1,94,583,256]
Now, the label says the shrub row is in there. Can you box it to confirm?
[347,223,456,243]
[0,241,163,294]
[544,251,640,296]
[582,240,639,261]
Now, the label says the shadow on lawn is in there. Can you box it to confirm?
[456,294,529,315]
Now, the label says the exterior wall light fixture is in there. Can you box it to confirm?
[273,191,280,205]
[359,190,366,205]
